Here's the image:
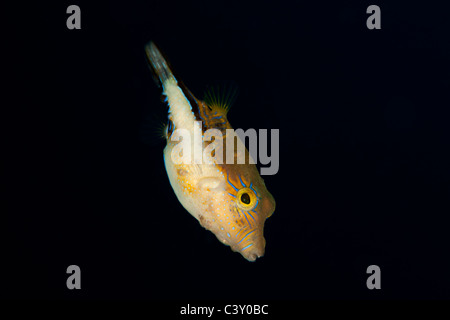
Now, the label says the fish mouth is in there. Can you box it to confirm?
[242,249,264,262]
[241,248,264,262]
[234,235,266,262]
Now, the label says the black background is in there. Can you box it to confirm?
[3,0,450,299]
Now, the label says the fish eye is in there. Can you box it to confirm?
[240,193,250,204]
[236,187,258,211]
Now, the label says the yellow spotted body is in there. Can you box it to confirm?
[146,42,275,261]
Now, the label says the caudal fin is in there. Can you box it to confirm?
[145,42,176,87]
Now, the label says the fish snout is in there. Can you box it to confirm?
[238,233,266,262]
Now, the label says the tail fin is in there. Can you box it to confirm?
[145,42,176,88]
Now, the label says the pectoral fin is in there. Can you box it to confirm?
[197,176,223,191]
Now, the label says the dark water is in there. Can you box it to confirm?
[4,0,450,300]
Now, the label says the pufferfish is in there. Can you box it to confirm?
[145,42,275,261]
